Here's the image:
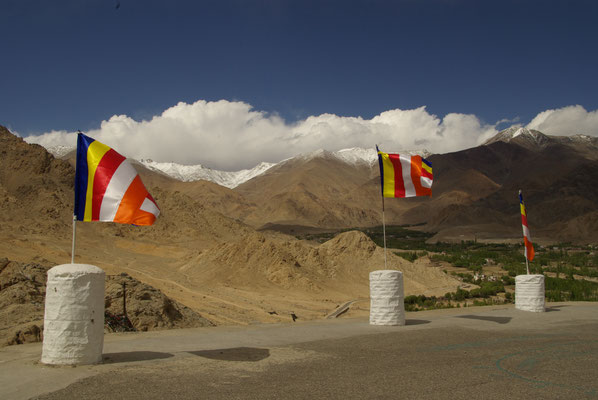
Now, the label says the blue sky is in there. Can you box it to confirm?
[2,0,598,169]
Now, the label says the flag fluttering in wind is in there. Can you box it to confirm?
[377,146,433,198]
[74,133,159,226]
[519,190,535,263]
[375,145,433,268]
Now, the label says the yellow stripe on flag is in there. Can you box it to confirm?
[422,162,432,174]
[379,151,396,197]
[84,140,111,221]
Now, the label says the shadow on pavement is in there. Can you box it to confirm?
[405,319,431,326]
[456,315,512,324]
[102,351,174,364]
[546,305,569,312]
[188,347,270,362]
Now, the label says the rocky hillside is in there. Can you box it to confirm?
[0,258,213,347]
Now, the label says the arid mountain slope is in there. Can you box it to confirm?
[1,126,460,331]
[230,130,598,243]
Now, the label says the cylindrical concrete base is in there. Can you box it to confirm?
[370,270,405,326]
[515,274,545,312]
[41,264,105,365]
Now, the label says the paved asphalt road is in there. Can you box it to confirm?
[2,302,597,399]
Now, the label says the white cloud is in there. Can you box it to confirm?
[526,105,598,137]
[24,99,500,170]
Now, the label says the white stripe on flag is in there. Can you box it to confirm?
[140,197,160,217]
[522,225,531,240]
[421,177,432,188]
[99,160,138,221]
[399,154,416,197]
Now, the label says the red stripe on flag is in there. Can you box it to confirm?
[92,149,126,220]
[389,153,405,197]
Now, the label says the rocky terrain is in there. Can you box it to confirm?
[0,258,213,347]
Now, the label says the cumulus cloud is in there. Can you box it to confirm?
[527,105,598,137]
[25,99,499,170]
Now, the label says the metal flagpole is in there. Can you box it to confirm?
[520,190,530,275]
[71,215,76,264]
[71,130,82,264]
[382,189,387,269]
[376,144,388,269]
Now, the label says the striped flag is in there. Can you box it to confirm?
[377,146,433,198]
[74,133,159,226]
[519,190,535,261]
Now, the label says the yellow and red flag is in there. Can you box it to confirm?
[376,146,433,198]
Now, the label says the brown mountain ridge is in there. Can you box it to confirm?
[1,126,462,341]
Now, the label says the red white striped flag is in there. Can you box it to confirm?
[519,190,535,261]
[377,146,433,198]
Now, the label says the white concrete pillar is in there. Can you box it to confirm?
[370,270,405,326]
[515,274,545,312]
[41,264,105,365]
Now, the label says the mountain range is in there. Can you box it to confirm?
[31,126,598,243]
[2,123,597,334]
[13,125,598,244]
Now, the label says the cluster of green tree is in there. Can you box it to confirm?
[451,272,475,283]
[361,226,597,275]
[304,226,598,305]
[502,263,537,277]
[360,225,435,250]
[449,281,506,300]
[501,275,516,285]
[394,251,428,262]
[404,281,508,311]
[431,244,528,273]
[403,294,450,311]
[544,276,598,302]
[534,248,598,277]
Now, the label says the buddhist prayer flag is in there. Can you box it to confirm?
[74,133,159,226]
[519,191,535,262]
[377,146,433,198]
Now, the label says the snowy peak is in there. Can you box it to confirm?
[46,145,75,158]
[139,160,275,189]
[484,126,550,148]
[335,147,379,164]
[289,147,431,166]
[483,126,598,159]
[292,148,378,165]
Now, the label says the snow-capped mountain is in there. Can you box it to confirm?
[43,146,430,188]
[289,147,431,166]
[45,145,75,158]
[483,126,549,147]
[290,148,377,165]
[483,126,598,155]
[139,160,275,189]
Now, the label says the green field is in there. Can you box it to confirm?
[298,226,598,310]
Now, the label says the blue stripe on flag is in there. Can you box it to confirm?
[74,133,94,220]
